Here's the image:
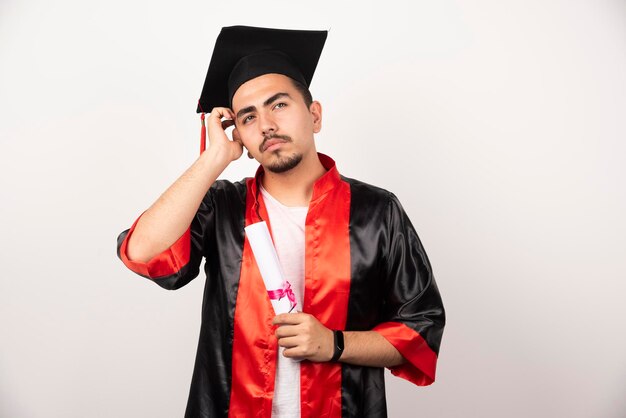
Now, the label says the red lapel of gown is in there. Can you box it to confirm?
[228,153,351,418]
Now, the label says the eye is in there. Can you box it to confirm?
[274,102,287,109]
[243,115,255,124]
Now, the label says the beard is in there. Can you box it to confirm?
[265,151,303,173]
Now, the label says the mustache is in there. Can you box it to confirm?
[260,134,292,152]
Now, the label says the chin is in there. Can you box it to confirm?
[265,152,303,174]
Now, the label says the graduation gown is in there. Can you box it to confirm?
[116,153,445,418]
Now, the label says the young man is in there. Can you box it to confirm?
[117,26,445,418]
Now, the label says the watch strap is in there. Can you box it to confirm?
[330,330,344,362]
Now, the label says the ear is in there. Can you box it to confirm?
[310,101,322,133]
[232,126,241,143]
[232,127,254,159]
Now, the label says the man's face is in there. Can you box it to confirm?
[231,73,321,174]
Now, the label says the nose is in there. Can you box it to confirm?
[259,112,278,137]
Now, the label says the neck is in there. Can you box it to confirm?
[261,151,327,207]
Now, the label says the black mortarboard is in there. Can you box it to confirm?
[197,25,328,114]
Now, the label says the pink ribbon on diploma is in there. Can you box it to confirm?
[267,281,297,312]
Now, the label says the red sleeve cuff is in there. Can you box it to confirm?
[372,321,438,386]
[119,212,192,279]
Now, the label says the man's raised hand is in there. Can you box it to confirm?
[206,107,244,162]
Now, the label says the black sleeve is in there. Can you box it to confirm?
[372,192,446,385]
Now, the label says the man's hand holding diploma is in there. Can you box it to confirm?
[272,312,334,362]
[273,312,407,367]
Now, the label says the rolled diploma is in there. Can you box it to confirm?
[244,221,295,315]
[245,221,303,363]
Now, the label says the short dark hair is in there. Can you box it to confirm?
[289,78,313,109]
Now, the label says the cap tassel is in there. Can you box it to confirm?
[200,113,207,155]
[198,100,207,155]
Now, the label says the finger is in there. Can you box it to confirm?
[282,347,304,358]
[275,324,299,338]
[272,313,305,326]
[208,107,225,119]
[209,107,235,121]
[221,119,235,129]
[277,336,300,348]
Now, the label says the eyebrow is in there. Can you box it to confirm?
[236,92,292,120]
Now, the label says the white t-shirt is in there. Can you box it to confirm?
[260,184,307,418]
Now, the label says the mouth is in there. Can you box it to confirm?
[262,138,288,152]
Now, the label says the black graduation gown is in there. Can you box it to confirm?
[116,153,445,417]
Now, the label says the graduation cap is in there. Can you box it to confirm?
[196,25,328,154]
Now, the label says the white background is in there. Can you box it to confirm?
[1,1,625,417]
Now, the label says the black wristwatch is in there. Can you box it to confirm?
[330,330,344,362]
